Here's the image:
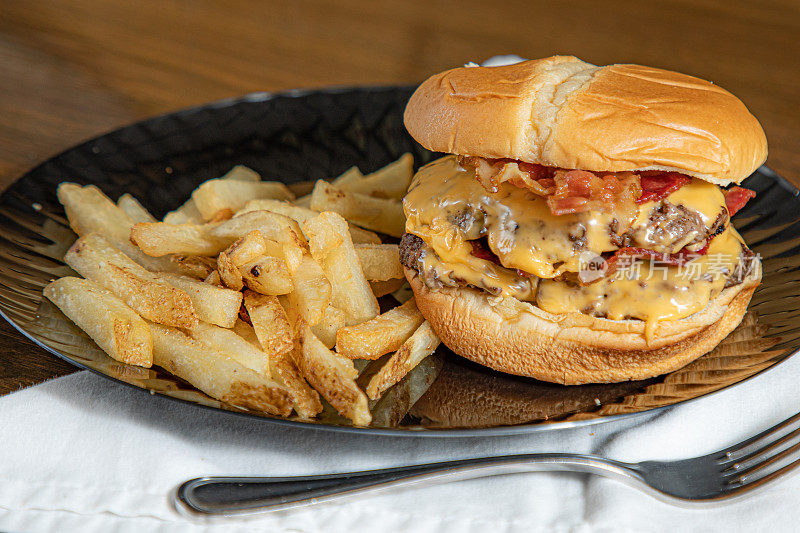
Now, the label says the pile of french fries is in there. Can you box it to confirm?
[43,154,441,426]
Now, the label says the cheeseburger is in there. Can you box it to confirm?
[400,56,766,385]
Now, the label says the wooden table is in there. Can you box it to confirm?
[1,0,798,394]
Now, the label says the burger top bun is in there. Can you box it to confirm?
[404,56,767,186]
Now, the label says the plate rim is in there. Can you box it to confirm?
[2,86,797,437]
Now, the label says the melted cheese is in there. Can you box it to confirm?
[668,179,727,225]
[536,227,744,325]
[403,156,744,333]
[405,156,618,278]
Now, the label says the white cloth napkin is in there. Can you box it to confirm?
[0,348,797,533]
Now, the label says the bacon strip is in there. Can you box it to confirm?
[470,239,501,265]
[637,172,691,204]
[604,242,710,276]
[724,186,756,216]
[546,170,641,219]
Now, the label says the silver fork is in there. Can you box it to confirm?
[173,411,800,517]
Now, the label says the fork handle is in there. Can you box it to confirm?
[174,453,641,517]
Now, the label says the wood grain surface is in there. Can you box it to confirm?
[0,0,798,394]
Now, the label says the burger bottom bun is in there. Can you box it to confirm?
[406,268,759,385]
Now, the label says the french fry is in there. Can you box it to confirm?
[162,165,259,224]
[370,278,407,298]
[368,352,443,428]
[338,153,413,199]
[150,323,292,416]
[304,212,378,326]
[294,194,312,208]
[188,321,270,377]
[311,305,346,348]
[221,165,261,182]
[58,183,133,244]
[169,254,217,279]
[238,199,381,244]
[309,180,405,237]
[204,270,222,286]
[130,222,230,257]
[239,256,293,295]
[163,199,203,225]
[366,321,440,400]
[287,180,317,197]
[57,183,179,272]
[208,208,234,222]
[354,244,403,281]
[150,272,242,328]
[217,251,244,290]
[336,298,424,359]
[286,254,331,325]
[223,230,267,265]
[117,193,157,223]
[192,180,294,220]
[331,165,363,187]
[211,211,307,255]
[391,282,414,303]
[296,325,371,426]
[272,350,322,418]
[65,234,198,329]
[243,291,294,358]
[44,277,153,367]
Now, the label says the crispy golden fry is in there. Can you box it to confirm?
[336,298,423,360]
[65,234,198,328]
[57,183,178,272]
[272,350,322,418]
[117,193,157,223]
[217,251,244,290]
[211,211,307,254]
[304,212,378,326]
[163,199,204,225]
[297,325,371,426]
[243,291,294,358]
[309,180,405,237]
[286,254,331,325]
[287,180,317,197]
[238,199,381,244]
[192,179,294,220]
[331,165,363,187]
[44,277,153,367]
[223,230,267,265]
[354,244,403,281]
[130,222,230,257]
[221,165,261,182]
[150,323,292,416]
[204,270,222,286]
[188,321,270,377]
[368,352,443,428]
[208,208,234,222]
[311,304,346,348]
[169,255,217,279]
[338,153,413,199]
[366,321,440,400]
[163,165,260,224]
[235,319,313,421]
[294,194,312,208]
[150,272,242,328]
[58,183,133,243]
[239,255,293,295]
[391,282,414,303]
[369,278,407,298]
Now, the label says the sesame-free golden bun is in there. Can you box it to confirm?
[404,56,767,185]
[407,266,760,385]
